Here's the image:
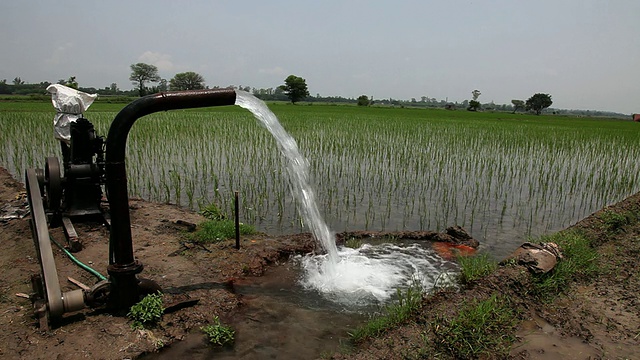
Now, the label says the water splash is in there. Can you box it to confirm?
[235,91,457,306]
[235,91,339,262]
[297,243,458,308]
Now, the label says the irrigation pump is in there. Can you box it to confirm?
[25,88,237,328]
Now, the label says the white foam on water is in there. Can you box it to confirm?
[297,243,458,308]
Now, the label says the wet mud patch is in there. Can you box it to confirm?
[143,263,368,359]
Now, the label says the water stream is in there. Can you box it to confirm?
[235,91,339,263]
[235,91,457,303]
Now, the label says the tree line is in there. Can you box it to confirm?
[464,89,553,115]
[1,63,628,117]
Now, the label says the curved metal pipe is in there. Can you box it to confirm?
[104,89,236,309]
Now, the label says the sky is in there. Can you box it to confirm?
[1,0,638,114]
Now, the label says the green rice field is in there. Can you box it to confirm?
[1,101,639,258]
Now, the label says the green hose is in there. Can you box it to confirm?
[49,236,108,281]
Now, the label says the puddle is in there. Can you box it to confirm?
[143,264,368,359]
[144,240,458,359]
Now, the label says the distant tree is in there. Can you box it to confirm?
[0,79,9,94]
[158,78,168,92]
[13,77,24,85]
[279,75,309,104]
[467,89,482,111]
[63,76,78,89]
[129,63,161,96]
[526,93,553,115]
[467,100,481,111]
[357,95,370,106]
[511,99,525,113]
[110,83,118,93]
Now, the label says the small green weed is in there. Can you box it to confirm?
[431,294,518,359]
[457,253,498,285]
[190,219,256,244]
[127,292,165,329]
[201,316,235,347]
[349,279,423,343]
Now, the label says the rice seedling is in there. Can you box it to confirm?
[1,102,639,258]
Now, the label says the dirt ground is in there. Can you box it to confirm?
[1,166,639,359]
[0,166,317,359]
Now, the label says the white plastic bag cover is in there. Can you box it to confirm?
[46,84,98,143]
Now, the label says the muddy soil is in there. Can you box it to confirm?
[1,166,639,359]
[0,166,318,359]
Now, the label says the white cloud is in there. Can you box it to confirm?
[137,51,174,71]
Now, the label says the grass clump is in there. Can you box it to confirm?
[190,219,256,244]
[457,253,498,285]
[598,209,630,234]
[349,280,423,343]
[431,294,518,359]
[127,292,165,329]
[201,316,235,347]
[199,202,227,221]
[532,230,599,300]
[191,202,256,243]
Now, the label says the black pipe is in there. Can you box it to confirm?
[104,89,236,310]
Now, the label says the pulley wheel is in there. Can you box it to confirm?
[85,280,111,308]
[34,168,45,197]
[44,157,62,211]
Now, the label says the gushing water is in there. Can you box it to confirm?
[235,91,457,306]
[297,243,458,308]
[235,91,339,262]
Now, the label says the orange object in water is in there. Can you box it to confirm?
[432,242,477,260]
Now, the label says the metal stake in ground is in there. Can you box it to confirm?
[235,191,240,250]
